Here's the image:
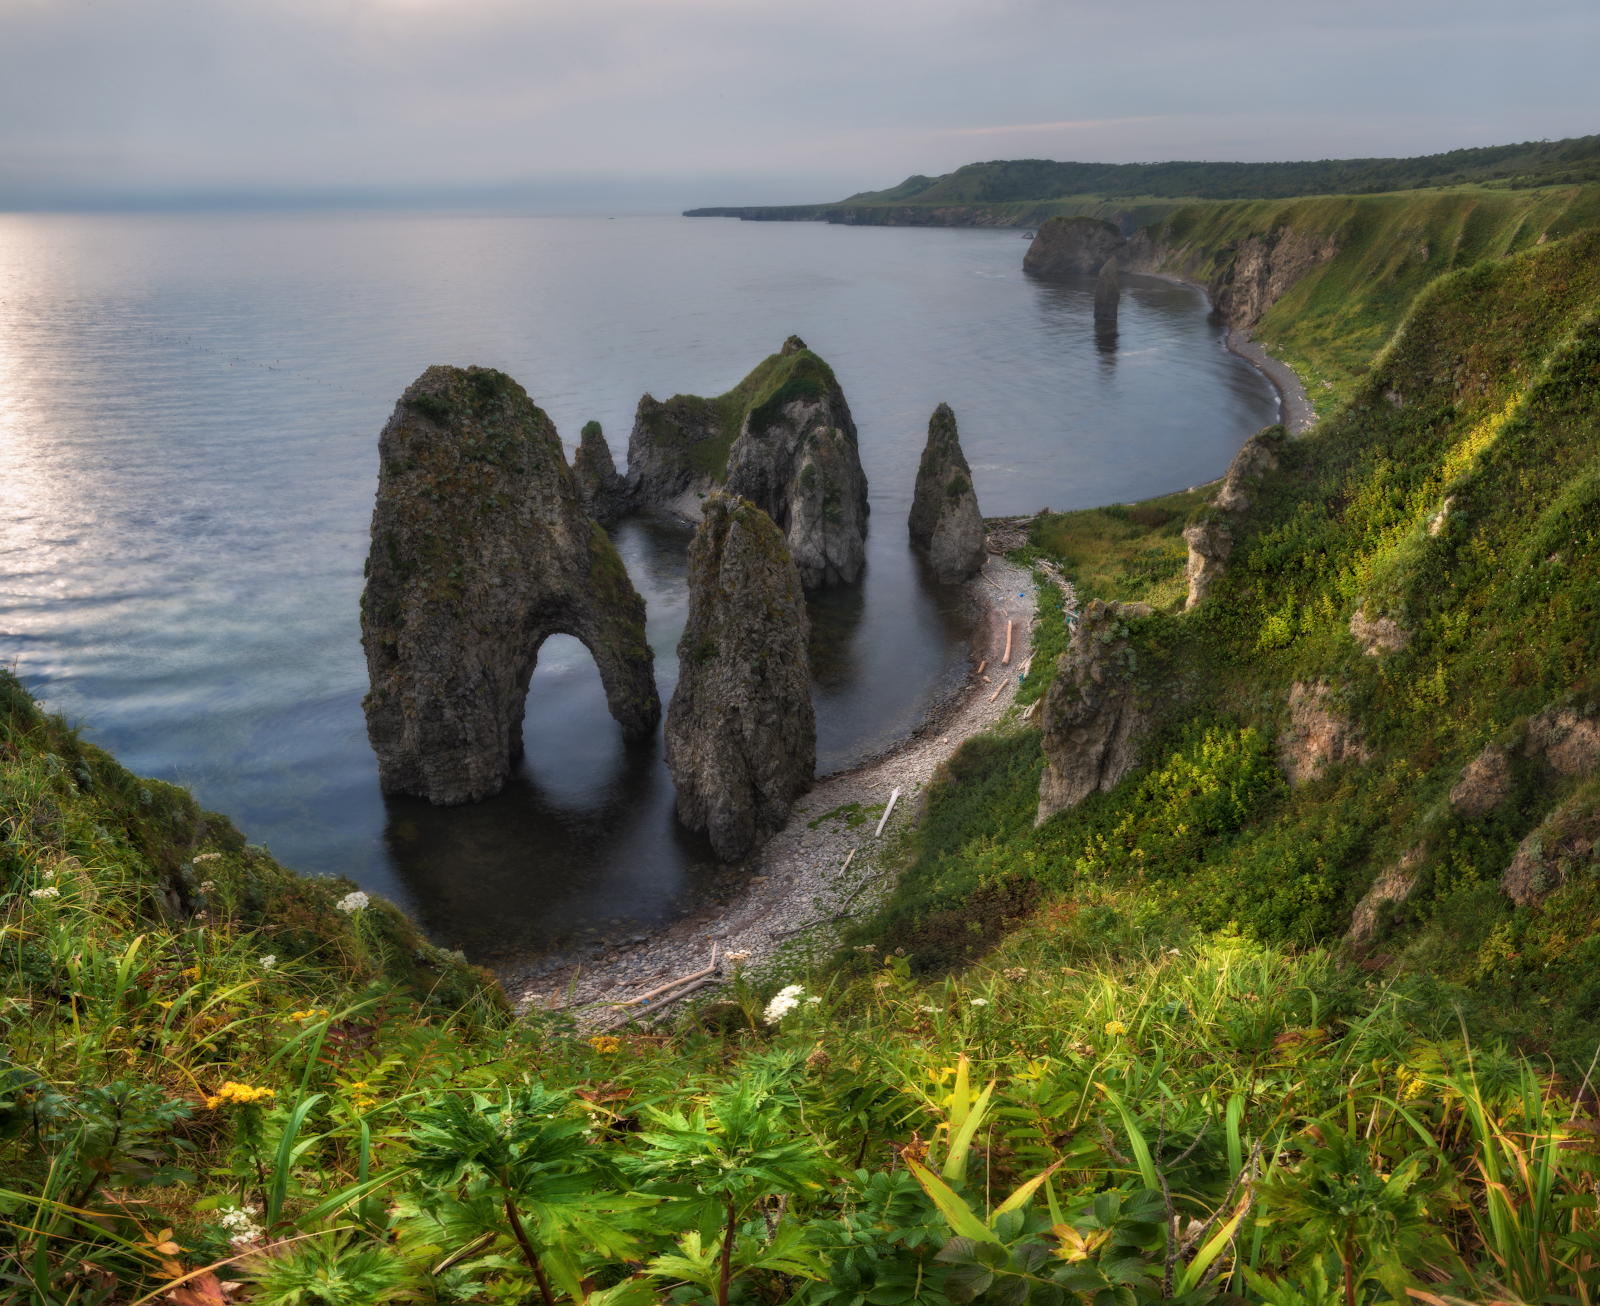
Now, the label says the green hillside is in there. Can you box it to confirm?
[7,219,1600,1306]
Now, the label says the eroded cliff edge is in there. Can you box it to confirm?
[625,337,870,588]
[361,366,660,805]
[664,494,816,862]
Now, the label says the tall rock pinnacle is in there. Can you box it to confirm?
[572,420,631,523]
[1094,257,1121,323]
[908,402,987,583]
[664,494,816,862]
[361,366,660,805]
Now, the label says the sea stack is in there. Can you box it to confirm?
[625,337,870,588]
[572,420,631,523]
[664,494,816,862]
[1094,258,1121,323]
[907,402,987,583]
[361,366,660,805]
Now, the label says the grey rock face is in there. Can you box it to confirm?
[665,494,816,862]
[1094,258,1120,322]
[1349,608,1411,656]
[361,365,660,805]
[1278,682,1367,788]
[572,420,631,523]
[1501,793,1599,907]
[1345,847,1423,947]
[908,402,986,583]
[626,337,870,588]
[1449,745,1509,817]
[1023,217,1128,276]
[1181,425,1287,608]
[1036,599,1153,826]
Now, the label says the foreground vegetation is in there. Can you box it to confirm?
[6,184,1600,1306]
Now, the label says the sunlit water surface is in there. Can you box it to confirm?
[0,213,1277,965]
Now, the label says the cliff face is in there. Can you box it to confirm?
[1182,425,1287,608]
[1022,216,1128,276]
[572,421,631,523]
[361,366,660,805]
[626,338,870,588]
[1035,599,1154,826]
[664,494,816,862]
[907,402,986,583]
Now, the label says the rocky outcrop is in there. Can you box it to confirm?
[1182,426,1287,608]
[361,366,660,805]
[1094,258,1120,322]
[908,403,987,583]
[1501,792,1600,908]
[1181,519,1232,611]
[1035,599,1154,826]
[1023,217,1128,276]
[1450,745,1510,817]
[1028,219,1337,333]
[1349,609,1411,657]
[572,420,631,523]
[1526,704,1600,778]
[625,338,869,588]
[1278,682,1368,788]
[664,494,816,862]
[1346,847,1424,947]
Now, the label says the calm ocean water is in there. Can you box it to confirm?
[0,212,1277,964]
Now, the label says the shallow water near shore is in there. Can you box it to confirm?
[0,213,1277,966]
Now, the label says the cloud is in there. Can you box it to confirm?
[0,0,1596,208]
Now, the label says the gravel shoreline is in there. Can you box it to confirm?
[1224,327,1317,435]
[503,555,1041,1027]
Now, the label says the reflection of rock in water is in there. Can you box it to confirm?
[361,365,660,805]
[806,581,867,687]
[665,494,816,863]
[908,403,987,583]
[624,337,870,588]
[1094,257,1120,323]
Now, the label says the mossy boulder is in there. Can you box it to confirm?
[908,402,986,583]
[664,494,815,862]
[361,366,659,805]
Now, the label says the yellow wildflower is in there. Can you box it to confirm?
[180,967,201,980]
[588,1035,620,1054]
[205,1082,277,1110]
[1104,1020,1128,1037]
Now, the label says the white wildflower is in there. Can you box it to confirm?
[218,1205,263,1247]
[725,950,751,966]
[260,955,277,970]
[919,1005,940,1014]
[194,852,222,863]
[763,984,806,1025]
[806,995,821,1005]
[30,886,60,900]
[200,880,215,891]
[335,891,370,914]
[969,998,989,1007]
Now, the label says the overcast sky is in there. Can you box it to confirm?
[2,0,1597,210]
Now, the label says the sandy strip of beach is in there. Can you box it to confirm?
[508,555,1040,1026]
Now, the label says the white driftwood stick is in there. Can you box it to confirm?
[1001,620,1014,665]
[988,681,1006,703]
[838,848,856,875]
[642,977,722,1026]
[612,964,716,1009]
[975,659,986,676]
[874,787,901,838]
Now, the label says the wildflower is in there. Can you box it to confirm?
[919,1005,940,1014]
[218,1205,263,1247]
[1003,967,1028,981]
[205,1082,277,1110]
[335,890,370,914]
[725,951,751,966]
[1104,1020,1128,1037]
[199,880,215,891]
[763,984,806,1024]
[260,955,277,970]
[194,852,222,863]
[854,945,877,953]
[30,886,60,900]
[969,998,989,1007]
[806,995,821,1005]
[181,966,200,980]
[588,1035,621,1054]
[1167,948,1181,956]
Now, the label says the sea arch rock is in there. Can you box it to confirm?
[1035,599,1154,826]
[361,365,660,805]
[908,402,987,583]
[664,494,816,862]
[625,337,870,588]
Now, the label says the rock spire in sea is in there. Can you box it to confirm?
[1094,257,1120,323]
[624,336,870,588]
[572,420,631,523]
[664,493,816,862]
[361,365,659,805]
[907,402,987,583]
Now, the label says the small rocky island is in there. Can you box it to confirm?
[1094,257,1120,322]
[624,337,869,588]
[572,420,631,522]
[664,494,816,862]
[908,402,986,582]
[361,365,660,805]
